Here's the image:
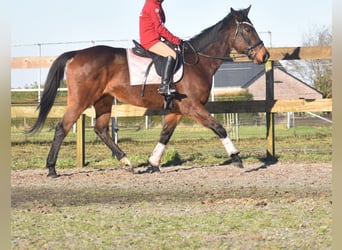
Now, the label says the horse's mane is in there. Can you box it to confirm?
[188,12,232,51]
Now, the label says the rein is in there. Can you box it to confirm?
[181,41,235,65]
[182,20,264,65]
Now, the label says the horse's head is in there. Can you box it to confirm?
[230,6,269,64]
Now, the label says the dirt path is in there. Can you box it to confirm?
[12,162,332,207]
[11,162,332,249]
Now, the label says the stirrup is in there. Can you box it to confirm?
[158,85,177,95]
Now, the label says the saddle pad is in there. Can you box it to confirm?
[126,48,183,86]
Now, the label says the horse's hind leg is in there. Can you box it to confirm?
[46,107,86,177]
[93,95,133,172]
[46,121,66,177]
[148,113,182,171]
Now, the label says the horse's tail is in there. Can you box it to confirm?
[27,50,77,134]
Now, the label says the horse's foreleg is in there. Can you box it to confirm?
[188,105,243,168]
[211,122,243,168]
[148,113,182,170]
[210,122,240,155]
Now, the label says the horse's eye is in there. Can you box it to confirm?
[244,27,251,33]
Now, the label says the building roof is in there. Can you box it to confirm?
[213,61,323,100]
[214,61,264,88]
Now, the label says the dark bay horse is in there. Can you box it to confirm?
[29,6,269,177]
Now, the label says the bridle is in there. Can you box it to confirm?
[182,20,264,65]
[233,21,264,60]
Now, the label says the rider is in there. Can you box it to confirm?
[139,0,182,96]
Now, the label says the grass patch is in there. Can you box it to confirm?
[12,193,332,249]
[11,130,332,170]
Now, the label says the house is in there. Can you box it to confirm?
[213,61,323,100]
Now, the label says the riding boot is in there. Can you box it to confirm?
[158,56,177,95]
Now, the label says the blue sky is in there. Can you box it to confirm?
[10,0,332,88]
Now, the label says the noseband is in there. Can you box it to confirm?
[234,21,264,59]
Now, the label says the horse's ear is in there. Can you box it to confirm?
[230,7,238,18]
[244,5,251,16]
[231,6,251,19]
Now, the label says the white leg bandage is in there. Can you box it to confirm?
[221,137,239,156]
[148,142,166,167]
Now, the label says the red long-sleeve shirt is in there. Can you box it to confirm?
[139,0,181,50]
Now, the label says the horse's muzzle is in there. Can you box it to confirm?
[260,50,270,64]
[252,47,270,65]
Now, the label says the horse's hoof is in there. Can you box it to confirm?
[146,165,161,174]
[231,153,244,168]
[120,157,134,173]
[146,158,161,173]
[47,169,59,178]
[47,173,60,178]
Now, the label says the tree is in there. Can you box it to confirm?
[285,25,332,98]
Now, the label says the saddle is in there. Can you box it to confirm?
[132,40,182,77]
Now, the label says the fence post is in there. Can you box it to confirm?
[265,60,276,160]
[76,114,85,167]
